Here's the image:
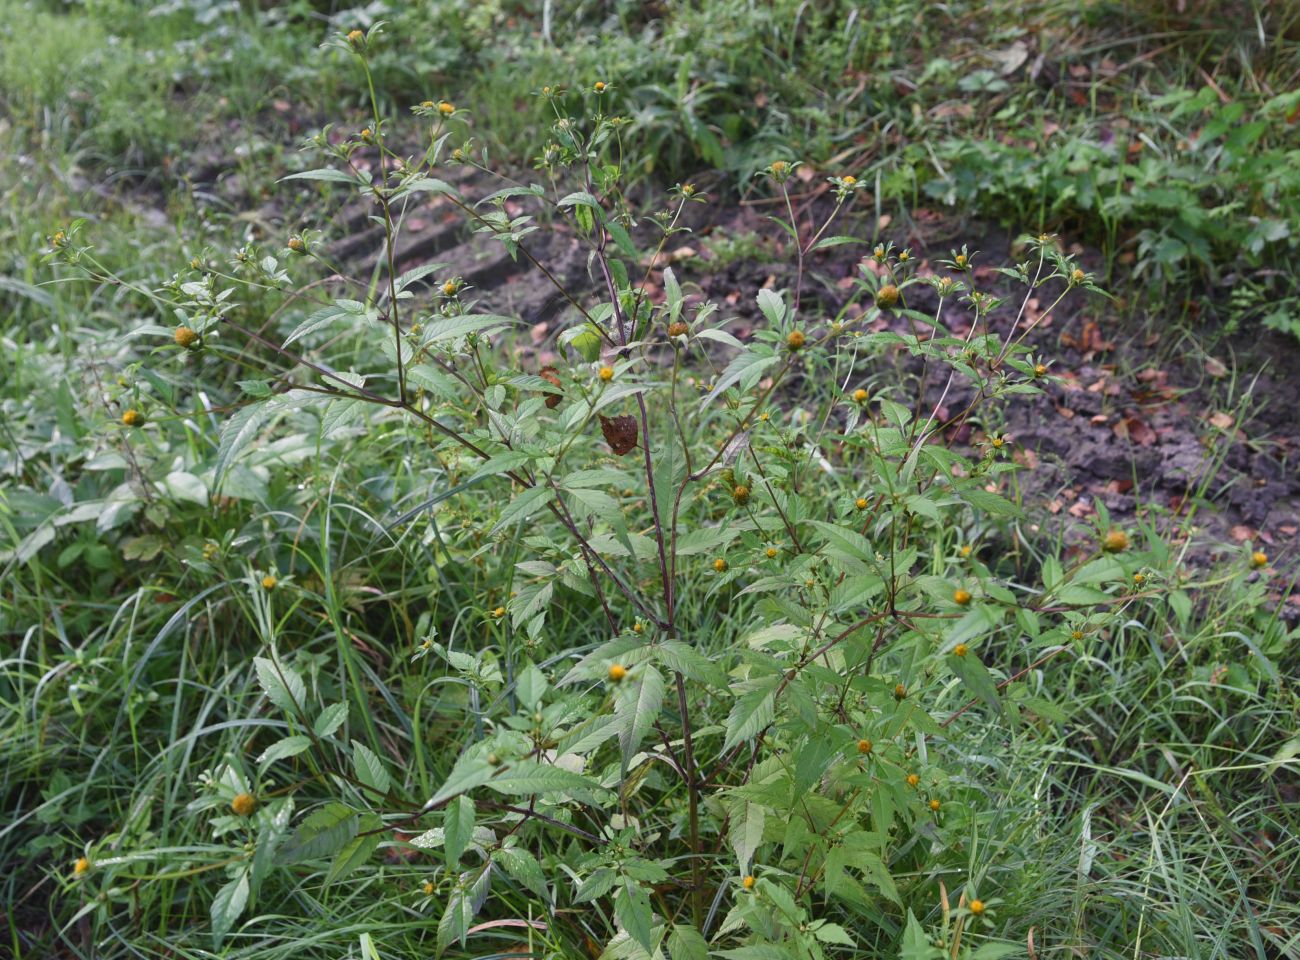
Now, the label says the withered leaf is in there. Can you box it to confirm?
[600,414,638,456]
[539,365,562,409]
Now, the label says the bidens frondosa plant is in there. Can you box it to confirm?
[54,22,1145,959]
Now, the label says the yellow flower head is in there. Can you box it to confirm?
[608,663,627,683]
[598,366,614,382]
[261,575,277,591]
[231,792,257,817]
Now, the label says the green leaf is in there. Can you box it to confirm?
[615,664,665,768]
[257,735,312,766]
[655,641,727,687]
[314,702,348,738]
[325,813,381,883]
[702,348,778,406]
[254,656,307,717]
[210,871,249,946]
[281,168,359,184]
[616,877,656,953]
[959,486,1022,518]
[275,802,359,865]
[351,741,392,797]
[429,753,496,807]
[722,683,776,753]
[420,313,518,347]
[444,796,475,870]
[214,404,274,488]
[728,798,766,873]
[484,761,599,798]
[490,485,555,536]
[495,845,549,901]
[756,288,787,325]
[668,924,709,960]
[810,235,864,252]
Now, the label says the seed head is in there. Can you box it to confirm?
[668,321,689,338]
[786,329,806,350]
[713,557,728,573]
[876,284,899,309]
[954,643,969,657]
[231,792,257,817]
[598,366,614,382]
[1251,551,1268,569]
[261,575,277,590]
[953,588,972,605]
[894,683,907,701]
[732,484,750,506]
[857,738,873,755]
[174,326,199,348]
[121,409,143,427]
[288,236,305,253]
[1102,530,1129,553]
[608,663,627,683]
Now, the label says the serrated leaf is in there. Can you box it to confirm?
[275,802,358,865]
[668,924,709,960]
[444,796,475,870]
[314,702,348,738]
[210,871,249,946]
[616,877,656,953]
[728,798,765,874]
[257,735,312,765]
[702,349,778,407]
[484,761,598,798]
[214,404,273,488]
[254,656,306,717]
[490,485,555,536]
[282,168,359,184]
[615,665,665,769]
[326,813,381,883]
[495,845,549,901]
[722,684,776,753]
[351,741,392,797]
